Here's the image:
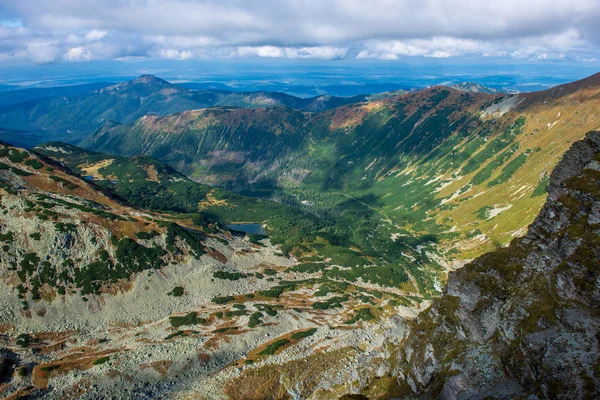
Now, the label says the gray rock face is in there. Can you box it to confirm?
[390,131,600,399]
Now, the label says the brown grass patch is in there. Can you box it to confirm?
[77,159,115,180]
[150,360,173,376]
[206,247,227,263]
[31,349,119,389]
[225,348,355,400]
[197,191,229,210]
[144,164,160,182]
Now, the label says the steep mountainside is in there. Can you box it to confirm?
[82,73,600,265]
[380,131,600,399]
[82,106,309,186]
[0,142,226,309]
[0,75,373,147]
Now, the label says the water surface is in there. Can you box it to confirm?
[226,223,266,235]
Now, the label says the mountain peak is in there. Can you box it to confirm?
[131,75,170,85]
[449,81,501,94]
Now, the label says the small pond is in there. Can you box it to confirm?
[226,223,266,235]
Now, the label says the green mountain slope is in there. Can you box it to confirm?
[225,131,600,400]
[80,72,600,266]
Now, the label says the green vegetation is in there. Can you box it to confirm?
[29,232,41,240]
[254,303,282,316]
[6,149,29,163]
[165,331,185,340]
[168,286,185,297]
[312,295,349,310]
[135,230,159,240]
[169,312,205,328]
[16,334,31,348]
[248,312,263,328]
[93,357,110,365]
[212,295,235,304]
[225,309,247,317]
[24,159,43,169]
[531,175,550,197]
[213,271,247,280]
[258,339,289,356]
[344,308,375,324]
[290,328,317,340]
[488,152,530,187]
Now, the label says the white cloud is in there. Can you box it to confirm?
[237,46,347,60]
[158,48,195,60]
[26,42,61,64]
[84,29,107,41]
[63,46,91,61]
[0,0,599,63]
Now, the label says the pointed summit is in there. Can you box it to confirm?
[131,75,170,85]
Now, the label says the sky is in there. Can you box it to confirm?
[1,0,600,64]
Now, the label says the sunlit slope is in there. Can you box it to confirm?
[419,73,600,257]
[290,73,600,260]
[79,73,600,264]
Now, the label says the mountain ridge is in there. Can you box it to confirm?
[0,75,397,147]
[81,73,600,266]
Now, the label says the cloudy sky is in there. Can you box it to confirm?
[1,0,600,64]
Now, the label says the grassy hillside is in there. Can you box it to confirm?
[80,73,600,267]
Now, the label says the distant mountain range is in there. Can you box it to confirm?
[0,75,407,147]
[0,75,509,148]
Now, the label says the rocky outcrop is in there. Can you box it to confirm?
[391,131,600,399]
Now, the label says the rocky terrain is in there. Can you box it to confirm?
[0,143,428,399]
[0,74,599,399]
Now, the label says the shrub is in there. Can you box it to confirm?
[29,232,41,241]
[24,159,43,170]
[169,312,204,328]
[291,328,317,340]
[248,312,263,328]
[344,308,375,325]
[258,339,289,356]
[135,230,159,240]
[213,271,247,280]
[168,286,185,297]
[212,295,234,305]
